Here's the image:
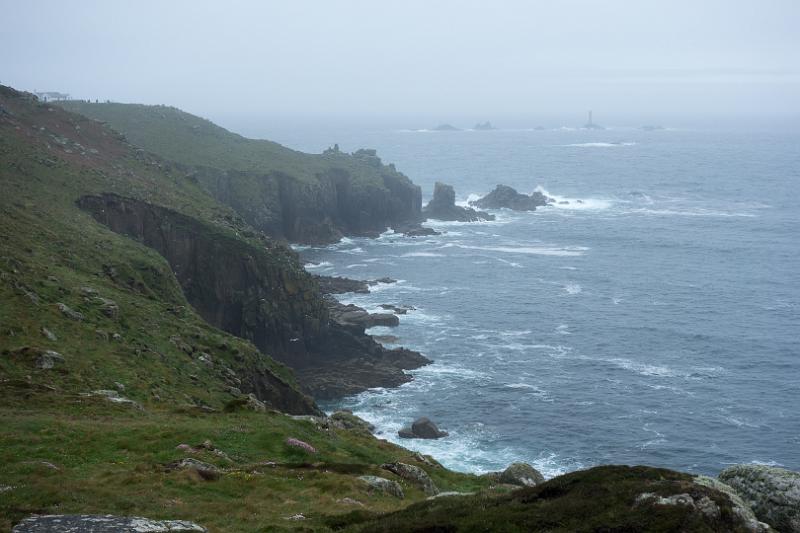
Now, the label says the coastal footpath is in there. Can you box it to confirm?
[1,85,797,531]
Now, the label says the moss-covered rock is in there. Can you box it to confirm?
[337,465,767,532]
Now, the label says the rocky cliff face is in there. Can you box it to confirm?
[78,194,429,398]
[77,194,326,361]
[55,101,422,245]
[195,165,422,245]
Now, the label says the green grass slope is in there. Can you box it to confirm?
[57,101,325,181]
[0,85,310,411]
[0,85,486,530]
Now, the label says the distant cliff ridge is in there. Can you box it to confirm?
[57,102,422,244]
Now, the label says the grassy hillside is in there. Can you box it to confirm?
[57,101,326,182]
[0,85,313,412]
[0,85,486,530]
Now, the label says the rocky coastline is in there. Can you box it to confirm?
[2,84,797,532]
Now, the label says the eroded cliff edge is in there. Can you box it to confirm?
[78,193,429,399]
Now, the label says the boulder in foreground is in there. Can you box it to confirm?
[498,462,545,487]
[382,462,439,496]
[12,514,206,532]
[720,464,800,532]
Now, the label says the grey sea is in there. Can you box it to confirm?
[230,119,799,477]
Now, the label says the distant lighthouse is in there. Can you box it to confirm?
[584,110,605,130]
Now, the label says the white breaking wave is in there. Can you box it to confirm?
[496,257,523,268]
[535,186,613,211]
[561,142,637,147]
[455,193,483,207]
[453,243,588,257]
[340,246,364,254]
[624,207,757,218]
[304,261,332,269]
[564,283,582,295]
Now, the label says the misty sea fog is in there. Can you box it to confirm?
[238,120,799,477]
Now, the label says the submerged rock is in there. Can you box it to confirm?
[398,417,448,439]
[399,224,440,237]
[11,514,207,532]
[471,184,552,211]
[423,182,494,222]
[720,464,800,532]
[379,304,415,315]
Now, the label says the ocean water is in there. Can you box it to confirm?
[251,122,800,477]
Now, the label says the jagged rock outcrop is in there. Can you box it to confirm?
[359,476,405,498]
[78,194,428,402]
[694,475,771,532]
[313,275,370,294]
[196,163,422,244]
[382,462,439,496]
[11,515,207,532]
[720,464,800,532]
[471,184,552,211]
[326,297,399,330]
[498,462,545,487]
[422,182,494,222]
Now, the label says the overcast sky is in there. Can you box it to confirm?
[2,0,799,123]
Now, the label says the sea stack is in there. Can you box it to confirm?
[423,182,494,222]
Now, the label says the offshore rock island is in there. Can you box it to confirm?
[0,84,795,531]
